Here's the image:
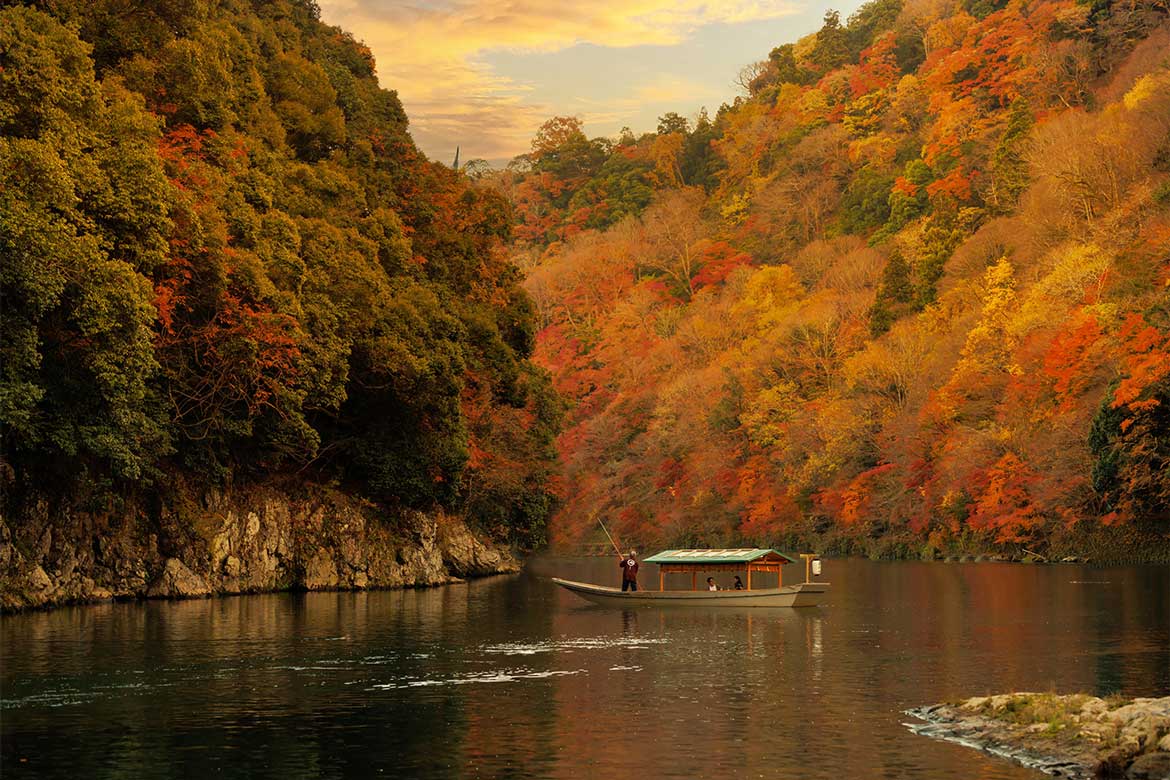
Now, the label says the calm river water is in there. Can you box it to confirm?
[2,558,1168,779]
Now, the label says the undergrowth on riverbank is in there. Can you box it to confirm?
[911,694,1170,778]
[639,515,1170,563]
[567,527,1170,564]
[960,693,1170,762]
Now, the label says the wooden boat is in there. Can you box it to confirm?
[552,548,830,608]
[552,578,829,607]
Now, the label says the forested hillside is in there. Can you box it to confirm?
[499,0,1170,556]
[0,0,560,548]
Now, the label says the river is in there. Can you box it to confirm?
[2,558,1167,779]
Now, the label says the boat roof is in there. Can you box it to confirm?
[643,548,796,565]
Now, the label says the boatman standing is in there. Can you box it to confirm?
[619,550,639,592]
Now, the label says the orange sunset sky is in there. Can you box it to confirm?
[318,0,868,164]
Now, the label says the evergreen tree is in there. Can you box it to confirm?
[987,99,1034,214]
[809,11,851,72]
[868,251,914,335]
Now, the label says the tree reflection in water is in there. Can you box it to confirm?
[2,559,1167,779]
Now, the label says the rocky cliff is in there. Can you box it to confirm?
[0,485,519,611]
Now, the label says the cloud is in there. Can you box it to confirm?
[317,0,801,162]
[632,75,722,105]
[564,77,723,130]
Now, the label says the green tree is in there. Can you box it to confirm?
[913,206,981,307]
[531,117,599,176]
[987,99,1033,214]
[769,44,813,86]
[567,153,655,228]
[267,52,348,160]
[1,8,172,480]
[840,168,896,234]
[810,11,851,72]
[846,0,903,55]
[37,0,206,72]
[657,112,690,135]
[342,282,470,507]
[681,107,721,190]
[868,251,914,335]
[883,159,933,234]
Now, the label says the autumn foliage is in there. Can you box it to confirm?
[0,2,560,546]
[494,0,1170,554]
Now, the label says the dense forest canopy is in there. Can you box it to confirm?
[0,0,561,546]
[494,0,1170,555]
[2,0,1167,560]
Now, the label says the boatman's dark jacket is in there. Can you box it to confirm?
[621,558,639,581]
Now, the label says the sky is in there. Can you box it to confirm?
[317,0,868,166]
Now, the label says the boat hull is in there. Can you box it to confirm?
[552,577,829,608]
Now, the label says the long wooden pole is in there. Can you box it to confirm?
[597,517,624,559]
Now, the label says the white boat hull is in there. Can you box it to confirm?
[552,577,829,608]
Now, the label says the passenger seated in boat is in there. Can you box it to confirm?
[707,577,718,591]
[733,576,744,590]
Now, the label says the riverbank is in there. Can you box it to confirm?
[745,516,1170,565]
[562,519,1170,565]
[0,484,519,612]
[907,694,1170,779]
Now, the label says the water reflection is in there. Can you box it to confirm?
[1,560,1167,779]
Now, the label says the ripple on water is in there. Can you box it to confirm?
[479,635,669,655]
[366,667,588,690]
[2,679,181,710]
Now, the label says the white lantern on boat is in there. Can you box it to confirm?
[812,559,822,576]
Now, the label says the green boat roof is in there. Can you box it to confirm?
[642,548,797,565]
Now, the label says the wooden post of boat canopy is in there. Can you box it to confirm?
[800,553,816,583]
[746,564,752,591]
[691,571,696,591]
[659,569,664,591]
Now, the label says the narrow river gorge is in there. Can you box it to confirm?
[3,559,1167,779]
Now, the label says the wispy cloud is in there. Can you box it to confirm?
[632,75,721,105]
[318,0,802,162]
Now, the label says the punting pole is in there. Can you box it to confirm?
[597,517,624,559]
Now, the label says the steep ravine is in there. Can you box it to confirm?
[0,486,519,612]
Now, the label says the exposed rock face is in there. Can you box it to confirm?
[1128,752,1170,780]
[0,486,520,611]
[147,558,211,598]
[907,694,1170,779]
